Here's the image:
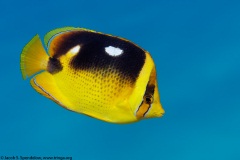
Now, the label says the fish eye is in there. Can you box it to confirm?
[144,95,153,104]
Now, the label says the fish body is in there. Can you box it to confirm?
[20,27,164,124]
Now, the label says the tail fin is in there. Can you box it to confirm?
[20,34,49,79]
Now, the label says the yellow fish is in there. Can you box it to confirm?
[20,27,164,124]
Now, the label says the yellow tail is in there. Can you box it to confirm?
[20,34,49,79]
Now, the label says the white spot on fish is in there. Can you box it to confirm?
[69,45,81,55]
[105,46,123,57]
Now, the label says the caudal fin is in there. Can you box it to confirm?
[20,34,49,79]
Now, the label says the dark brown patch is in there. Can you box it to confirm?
[50,30,146,84]
[47,57,63,74]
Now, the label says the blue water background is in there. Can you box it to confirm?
[0,0,240,159]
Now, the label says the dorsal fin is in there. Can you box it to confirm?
[44,27,82,56]
[44,27,77,47]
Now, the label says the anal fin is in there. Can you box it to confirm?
[30,72,72,110]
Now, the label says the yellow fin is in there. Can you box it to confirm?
[20,35,49,79]
[30,72,72,109]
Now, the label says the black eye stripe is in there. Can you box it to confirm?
[135,66,157,118]
[144,85,155,98]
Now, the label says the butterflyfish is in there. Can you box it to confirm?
[20,27,165,124]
